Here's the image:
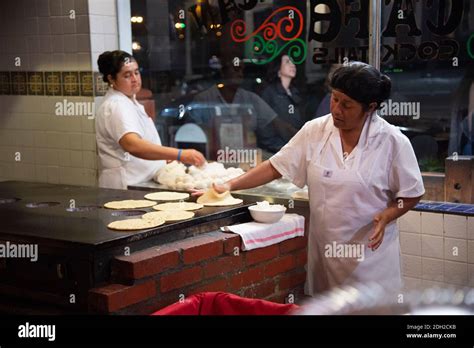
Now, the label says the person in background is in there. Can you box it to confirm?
[204,62,425,295]
[95,50,205,189]
[260,54,305,152]
[190,54,278,158]
[448,63,474,156]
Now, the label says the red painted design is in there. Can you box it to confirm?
[231,6,303,43]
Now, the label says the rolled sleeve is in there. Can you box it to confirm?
[108,102,144,143]
[389,137,425,198]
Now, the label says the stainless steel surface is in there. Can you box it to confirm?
[129,178,309,202]
[369,1,382,70]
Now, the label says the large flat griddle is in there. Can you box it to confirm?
[0,181,252,313]
[0,181,251,248]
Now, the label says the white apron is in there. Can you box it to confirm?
[304,120,402,295]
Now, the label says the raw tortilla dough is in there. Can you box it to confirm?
[107,217,165,231]
[144,191,190,201]
[291,190,309,200]
[197,188,243,206]
[142,210,195,222]
[153,202,203,211]
[104,200,157,210]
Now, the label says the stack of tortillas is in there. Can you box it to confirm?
[197,188,242,206]
[104,200,157,210]
[144,191,190,201]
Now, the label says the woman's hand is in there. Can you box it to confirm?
[190,182,231,197]
[369,213,388,251]
[212,182,230,194]
[180,149,206,167]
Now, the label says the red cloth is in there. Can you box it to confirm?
[152,292,299,315]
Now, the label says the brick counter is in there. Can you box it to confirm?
[89,231,308,314]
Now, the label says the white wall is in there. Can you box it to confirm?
[0,0,121,186]
[399,211,474,290]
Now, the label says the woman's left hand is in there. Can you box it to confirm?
[369,213,388,251]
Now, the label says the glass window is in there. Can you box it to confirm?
[380,0,473,172]
[130,0,473,174]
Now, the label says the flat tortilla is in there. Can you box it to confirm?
[197,188,243,206]
[104,200,157,210]
[144,191,190,201]
[107,217,165,231]
[143,210,195,222]
[153,202,203,211]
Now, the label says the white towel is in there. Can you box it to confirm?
[220,214,305,251]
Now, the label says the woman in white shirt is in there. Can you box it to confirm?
[95,50,205,189]
[209,62,425,295]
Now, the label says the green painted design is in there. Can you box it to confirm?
[249,35,307,65]
[468,33,474,59]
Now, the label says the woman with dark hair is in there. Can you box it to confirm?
[202,62,425,294]
[95,50,205,189]
[260,54,305,153]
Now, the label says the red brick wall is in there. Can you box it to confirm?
[88,231,308,314]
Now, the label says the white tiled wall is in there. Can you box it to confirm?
[0,0,119,187]
[88,0,118,71]
[0,96,97,186]
[400,211,474,289]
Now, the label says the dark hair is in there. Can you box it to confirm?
[266,53,294,84]
[329,61,391,109]
[97,50,135,83]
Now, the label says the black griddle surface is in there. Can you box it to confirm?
[0,181,250,248]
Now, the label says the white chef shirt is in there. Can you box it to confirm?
[95,88,165,189]
[270,113,425,201]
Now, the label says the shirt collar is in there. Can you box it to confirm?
[107,87,140,106]
[325,112,383,153]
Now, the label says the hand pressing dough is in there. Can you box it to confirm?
[144,191,190,201]
[153,202,203,211]
[107,217,165,231]
[143,210,195,222]
[197,188,243,206]
[104,200,157,210]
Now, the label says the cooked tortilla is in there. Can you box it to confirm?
[144,191,190,201]
[104,200,157,210]
[142,210,195,222]
[107,217,165,231]
[153,202,203,211]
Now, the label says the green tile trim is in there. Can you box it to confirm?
[0,72,11,95]
[45,72,63,96]
[62,72,80,96]
[0,71,109,97]
[11,72,28,95]
[27,72,45,96]
[80,72,94,97]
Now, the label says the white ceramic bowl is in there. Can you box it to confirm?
[248,205,286,223]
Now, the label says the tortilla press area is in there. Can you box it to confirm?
[0,181,309,314]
